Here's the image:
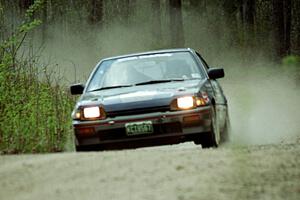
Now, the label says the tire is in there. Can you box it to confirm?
[200,133,216,148]
[220,112,231,144]
[196,106,220,148]
[75,145,84,152]
[75,145,96,152]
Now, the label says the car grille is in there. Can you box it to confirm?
[106,106,170,118]
[97,122,182,141]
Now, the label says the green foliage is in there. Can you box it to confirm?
[25,0,45,19]
[19,19,42,33]
[282,55,300,68]
[0,64,74,153]
[0,0,74,154]
[0,66,74,154]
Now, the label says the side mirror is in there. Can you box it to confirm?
[207,68,225,79]
[70,83,85,95]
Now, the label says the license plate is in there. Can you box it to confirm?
[125,121,153,136]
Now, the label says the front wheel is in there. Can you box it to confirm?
[220,112,231,144]
[75,145,86,152]
[194,106,220,148]
[75,145,99,152]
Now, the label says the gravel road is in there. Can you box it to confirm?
[1,66,299,200]
[0,142,299,200]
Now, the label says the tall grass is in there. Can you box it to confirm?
[0,0,74,154]
[0,61,74,153]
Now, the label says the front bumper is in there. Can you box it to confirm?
[73,106,212,148]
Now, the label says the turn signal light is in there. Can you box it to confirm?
[196,98,206,106]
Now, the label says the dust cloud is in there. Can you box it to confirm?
[36,21,156,83]
[223,64,300,145]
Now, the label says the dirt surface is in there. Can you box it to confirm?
[1,66,299,200]
[0,142,299,200]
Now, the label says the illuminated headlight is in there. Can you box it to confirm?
[83,107,101,118]
[170,95,208,111]
[72,106,106,120]
[177,96,195,109]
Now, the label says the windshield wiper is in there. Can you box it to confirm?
[89,84,133,92]
[135,78,184,86]
[88,79,186,91]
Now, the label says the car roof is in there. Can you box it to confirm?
[101,48,197,61]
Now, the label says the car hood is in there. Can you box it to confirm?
[78,79,206,112]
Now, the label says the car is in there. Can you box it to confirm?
[70,48,229,151]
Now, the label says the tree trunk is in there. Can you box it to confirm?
[223,0,239,47]
[244,0,255,28]
[151,0,162,45]
[18,0,33,10]
[244,0,255,47]
[88,0,104,26]
[122,0,130,25]
[284,0,291,55]
[169,0,184,47]
[272,0,285,58]
[189,0,200,7]
[294,0,300,54]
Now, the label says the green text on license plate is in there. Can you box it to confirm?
[125,121,153,136]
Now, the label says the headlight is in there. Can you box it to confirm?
[83,106,101,118]
[170,94,208,111]
[177,96,194,109]
[72,106,106,120]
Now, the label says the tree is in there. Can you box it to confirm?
[88,0,104,26]
[284,0,291,55]
[122,0,130,25]
[244,0,255,47]
[271,0,292,58]
[169,0,184,47]
[293,0,300,54]
[18,0,34,10]
[222,0,239,46]
[272,0,285,58]
[190,0,200,7]
[151,0,162,45]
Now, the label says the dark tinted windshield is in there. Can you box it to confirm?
[87,52,204,92]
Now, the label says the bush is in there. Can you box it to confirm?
[0,0,74,154]
[282,55,300,68]
[0,54,74,154]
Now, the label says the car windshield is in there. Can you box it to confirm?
[87,52,204,92]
